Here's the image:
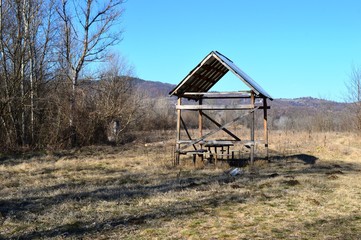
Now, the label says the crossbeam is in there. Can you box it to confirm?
[183,91,251,96]
[178,106,260,151]
[176,104,254,110]
[180,116,197,151]
[201,112,241,141]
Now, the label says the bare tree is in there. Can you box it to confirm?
[0,0,57,150]
[94,54,139,144]
[56,0,124,146]
[22,0,56,145]
[0,0,35,147]
[0,0,128,151]
[345,66,361,132]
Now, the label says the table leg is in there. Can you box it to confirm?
[214,151,217,167]
[214,147,217,163]
[227,146,230,160]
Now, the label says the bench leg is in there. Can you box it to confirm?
[192,154,196,165]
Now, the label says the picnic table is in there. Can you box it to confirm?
[203,140,234,163]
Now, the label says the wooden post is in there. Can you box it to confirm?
[250,91,255,167]
[263,97,269,161]
[198,99,203,137]
[198,99,203,162]
[198,99,203,143]
[175,97,182,165]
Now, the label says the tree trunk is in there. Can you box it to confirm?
[70,73,77,147]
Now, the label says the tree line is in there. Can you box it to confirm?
[1,0,360,153]
[0,0,130,151]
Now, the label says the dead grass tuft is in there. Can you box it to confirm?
[1,131,361,239]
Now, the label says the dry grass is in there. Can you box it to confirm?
[1,130,361,239]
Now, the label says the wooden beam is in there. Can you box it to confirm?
[182,92,252,99]
[263,97,269,160]
[197,96,254,99]
[180,116,197,151]
[250,91,255,166]
[176,104,254,110]
[175,98,182,165]
[193,73,217,83]
[177,139,263,144]
[201,64,228,74]
[201,112,241,141]
[198,99,203,140]
[183,91,251,96]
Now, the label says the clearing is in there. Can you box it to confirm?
[1,131,361,239]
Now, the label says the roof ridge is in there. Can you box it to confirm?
[169,51,272,100]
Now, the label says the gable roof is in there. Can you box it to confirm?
[169,51,273,100]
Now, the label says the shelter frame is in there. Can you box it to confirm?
[174,91,270,165]
[169,51,272,165]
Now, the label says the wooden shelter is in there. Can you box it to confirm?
[169,51,273,165]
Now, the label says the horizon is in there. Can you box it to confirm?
[134,77,347,103]
[116,0,361,103]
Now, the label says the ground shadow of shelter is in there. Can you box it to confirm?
[4,153,361,239]
[270,153,318,165]
[226,153,318,167]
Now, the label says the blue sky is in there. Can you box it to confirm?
[115,0,361,102]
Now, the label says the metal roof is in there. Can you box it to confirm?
[169,51,273,100]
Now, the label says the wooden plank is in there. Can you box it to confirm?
[176,104,254,110]
[183,91,251,96]
[179,139,262,144]
[198,99,203,137]
[177,140,193,144]
[196,96,254,99]
[204,140,233,147]
[201,64,228,74]
[182,149,207,154]
[170,54,216,96]
[192,73,217,83]
[201,112,241,141]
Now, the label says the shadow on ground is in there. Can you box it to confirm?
[225,153,317,167]
[2,151,361,239]
[271,153,318,164]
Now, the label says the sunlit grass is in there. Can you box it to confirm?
[0,131,361,239]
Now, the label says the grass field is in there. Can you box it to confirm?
[1,130,361,239]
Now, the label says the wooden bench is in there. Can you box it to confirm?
[179,149,208,165]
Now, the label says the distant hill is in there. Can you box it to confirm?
[270,97,348,114]
[133,78,348,110]
[133,78,351,131]
[131,78,175,98]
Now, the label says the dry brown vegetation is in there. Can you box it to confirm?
[1,130,361,239]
